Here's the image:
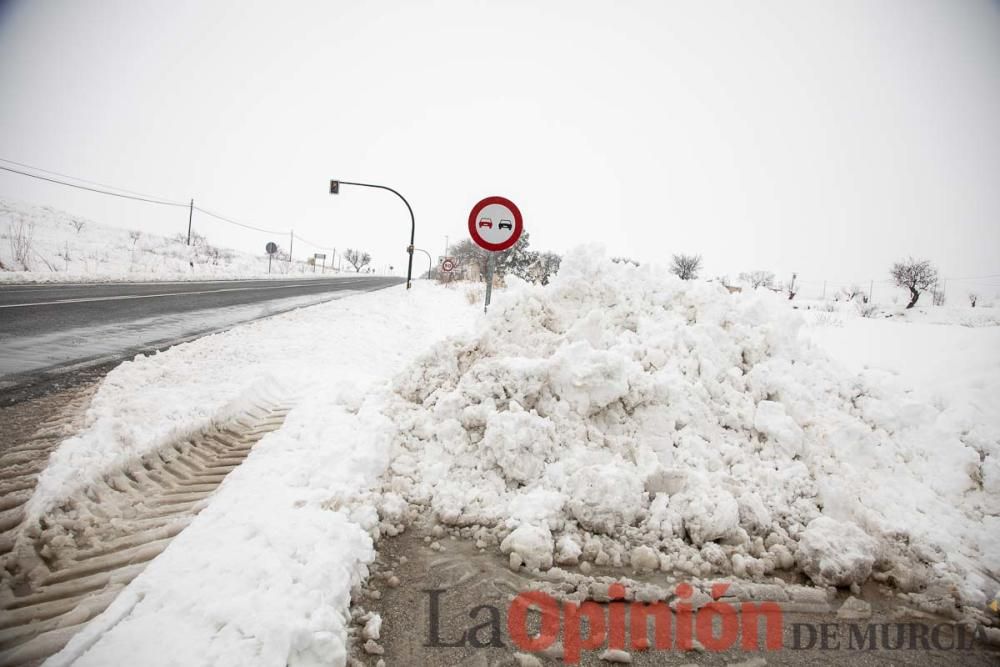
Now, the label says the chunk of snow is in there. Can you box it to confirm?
[796,517,878,587]
[500,524,554,570]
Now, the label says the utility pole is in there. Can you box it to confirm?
[186,199,194,245]
[821,280,827,300]
[868,280,874,303]
[289,230,294,264]
[444,235,449,259]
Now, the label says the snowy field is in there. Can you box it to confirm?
[0,199,335,282]
[13,250,997,665]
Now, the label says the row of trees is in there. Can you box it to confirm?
[656,254,957,310]
[325,244,959,311]
[447,232,562,285]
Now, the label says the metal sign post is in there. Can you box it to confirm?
[467,196,523,314]
[265,241,278,275]
[484,253,496,313]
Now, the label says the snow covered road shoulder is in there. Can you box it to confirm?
[42,282,475,666]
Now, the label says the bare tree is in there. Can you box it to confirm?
[611,256,640,266]
[739,270,775,290]
[7,218,35,270]
[969,292,978,308]
[344,248,372,273]
[70,219,86,234]
[449,234,544,282]
[786,273,798,300]
[670,253,702,280]
[128,230,142,247]
[890,257,938,309]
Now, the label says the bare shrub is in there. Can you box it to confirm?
[7,217,35,270]
[70,219,86,234]
[33,251,58,272]
[856,301,878,318]
[739,270,775,289]
[840,285,864,302]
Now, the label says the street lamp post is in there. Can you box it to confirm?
[329,180,415,289]
[413,248,432,279]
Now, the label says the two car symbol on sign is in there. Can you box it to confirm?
[478,218,513,230]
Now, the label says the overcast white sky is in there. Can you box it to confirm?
[1,0,998,289]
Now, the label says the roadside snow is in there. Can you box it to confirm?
[43,283,475,666]
[0,198,340,282]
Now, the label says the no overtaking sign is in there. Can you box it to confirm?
[468,196,523,252]
[468,196,523,312]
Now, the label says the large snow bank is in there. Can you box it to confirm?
[378,247,999,610]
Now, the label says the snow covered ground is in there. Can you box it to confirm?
[0,199,337,282]
[18,249,997,665]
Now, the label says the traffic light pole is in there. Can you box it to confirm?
[413,248,432,279]
[330,180,415,289]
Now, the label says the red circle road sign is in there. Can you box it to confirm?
[441,258,456,273]
[468,196,523,252]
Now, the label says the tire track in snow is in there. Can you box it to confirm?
[0,386,98,561]
[0,402,289,666]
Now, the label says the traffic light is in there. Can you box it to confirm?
[329,180,340,194]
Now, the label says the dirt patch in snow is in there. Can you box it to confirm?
[348,523,1000,666]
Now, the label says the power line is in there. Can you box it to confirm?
[0,157,187,204]
[1,160,340,251]
[0,164,189,208]
[294,234,336,253]
[945,273,1000,281]
[191,206,285,235]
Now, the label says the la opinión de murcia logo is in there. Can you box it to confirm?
[422,582,984,663]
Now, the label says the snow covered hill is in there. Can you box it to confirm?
[0,199,321,283]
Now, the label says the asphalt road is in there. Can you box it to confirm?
[0,275,404,399]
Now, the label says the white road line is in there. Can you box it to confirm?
[0,280,381,309]
[0,277,372,294]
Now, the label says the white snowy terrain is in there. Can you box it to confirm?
[17,249,997,666]
[0,199,326,282]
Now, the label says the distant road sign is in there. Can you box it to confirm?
[265,242,278,254]
[441,258,456,273]
[314,253,326,259]
[468,196,523,252]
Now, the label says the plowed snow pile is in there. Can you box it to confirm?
[377,248,998,614]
